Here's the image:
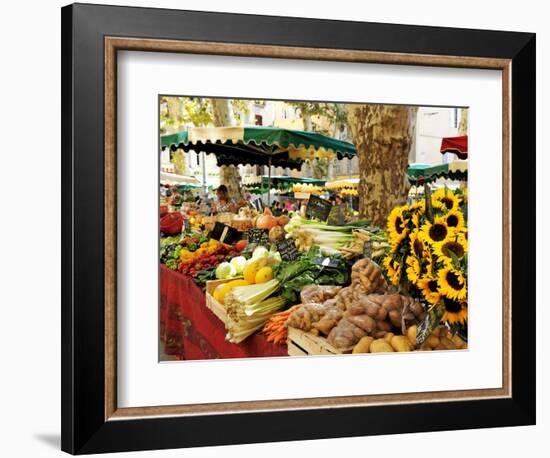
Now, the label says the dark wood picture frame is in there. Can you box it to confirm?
[61,3,536,454]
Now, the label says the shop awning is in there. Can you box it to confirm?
[440,135,468,159]
[325,177,359,190]
[408,162,467,183]
[160,172,199,185]
[160,126,356,169]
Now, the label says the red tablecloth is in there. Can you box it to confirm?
[160,264,288,360]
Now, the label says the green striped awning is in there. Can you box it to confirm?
[161,126,356,170]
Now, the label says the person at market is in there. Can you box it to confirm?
[212,184,237,214]
[271,200,283,216]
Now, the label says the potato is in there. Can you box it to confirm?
[451,334,466,349]
[383,332,395,343]
[424,334,440,349]
[352,336,374,354]
[390,335,413,352]
[370,339,394,353]
[439,336,457,350]
[406,325,417,347]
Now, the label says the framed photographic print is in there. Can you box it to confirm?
[61,3,536,454]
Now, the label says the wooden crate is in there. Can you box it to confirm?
[204,278,243,325]
[204,279,231,324]
[287,326,350,356]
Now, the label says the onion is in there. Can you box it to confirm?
[256,208,278,230]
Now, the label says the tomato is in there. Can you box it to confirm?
[234,240,248,252]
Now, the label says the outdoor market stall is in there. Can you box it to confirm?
[161,126,355,204]
[159,126,359,359]
[158,129,468,361]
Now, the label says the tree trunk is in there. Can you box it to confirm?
[302,113,313,131]
[458,108,468,136]
[211,99,243,200]
[347,105,417,227]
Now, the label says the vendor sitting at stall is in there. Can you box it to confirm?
[212,184,237,214]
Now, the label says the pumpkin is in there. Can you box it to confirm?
[256,207,278,230]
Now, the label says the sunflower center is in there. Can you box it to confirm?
[441,197,454,210]
[442,241,465,258]
[395,216,404,234]
[429,223,448,242]
[428,280,438,292]
[447,214,459,227]
[445,299,462,313]
[445,270,463,290]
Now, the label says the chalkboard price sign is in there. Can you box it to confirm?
[305,194,333,222]
[312,256,340,268]
[209,222,242,245]
[246,228,270,247]
[277,238,300,262]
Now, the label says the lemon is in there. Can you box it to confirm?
[243,261,259,284]
[255,266,273,284]
[213,279,250,305]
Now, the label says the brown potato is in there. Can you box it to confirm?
[383,332,395,343]
[391,335,413,352]
[352,336,374,354]
[439,336,457,350]
[370,339,394,353]
[451,334,466,349]
[388,309,402,327]
[406,325,417,346]
[424,334,440,349]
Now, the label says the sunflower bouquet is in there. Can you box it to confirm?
[382,187,468,330]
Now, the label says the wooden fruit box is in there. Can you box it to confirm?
[287,326,351,356]
[204,278,243,325]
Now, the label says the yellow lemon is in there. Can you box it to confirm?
[213,279,250,305]
[243,261,259,284]
[255,266,273,284]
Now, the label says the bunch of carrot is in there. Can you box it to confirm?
[263,305,301,345]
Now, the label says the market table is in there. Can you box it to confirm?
[160,264,288,360]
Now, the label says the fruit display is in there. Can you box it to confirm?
[159,186,468,354]
[179,241,240,278]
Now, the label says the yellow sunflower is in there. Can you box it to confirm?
[406,255,422,284]
[444,209,466,233]
[383,255,401,286]
[423,249,435,277]
[437,265,467,300]
[433,233,468,261]
[420,216,455,246]
[432,188,460,212]
[442,298,468,324]
[387,206,409,248]
[409,228,428,258]
[417,275,441,305]
[408,200,426,214]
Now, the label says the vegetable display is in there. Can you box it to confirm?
[262,305,301,345]
[284,214,387,258]
[274,246,350,304]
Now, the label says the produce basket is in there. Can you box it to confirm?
[205,278,243,325]
[287,327,349,356]
[230,217,255,232]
